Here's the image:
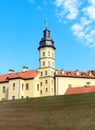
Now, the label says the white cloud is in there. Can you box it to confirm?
[54,0,82,20]
[54,0,95,48]
[83,6,95,20]
[80,17,92,26]
[54,0,64,7]
[88,0,95,5]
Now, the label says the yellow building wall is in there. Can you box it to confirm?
[39,47,55,68]
[56,76,95,95]
[8,79,21,100]
[39,77,54,96]
[0,82,9,101]
[39,67,55,97]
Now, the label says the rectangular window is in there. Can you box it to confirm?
[26,83,29,90]
[48,51,50,56]
[22,84,24,90]
[2,86,6,93]
[45,71,47,75]
[41,72,43,76]
[40,82,42,86]
[45,80,48,84]
[48,61,50,66]
[43,61,45,66]
[68,84,72,88]
[46,88,48,92]
[21,96,24,99]
[40,90,42,94]
[42,52,45,56]
[12,96,15,100]
[37,84,39,91]
[13,83,15,90]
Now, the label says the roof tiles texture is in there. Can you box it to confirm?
[65,86,95,95]
[0,70,38,83]
[56,70,95,78]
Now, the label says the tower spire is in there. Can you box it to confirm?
[44,18,48,29]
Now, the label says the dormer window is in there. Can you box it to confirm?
[86,82,91,86]
[67,72,71,76]
[81,73,86,76]
[68,84,72,88]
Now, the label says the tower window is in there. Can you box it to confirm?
[40,82,42,86]
[41,72,43,76]
[48,51,50,56]
[42,52,45,56]
[43,61,45,66]
[48,61,50,66]
[45,71,47,75]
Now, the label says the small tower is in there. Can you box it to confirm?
[38,27,56,96]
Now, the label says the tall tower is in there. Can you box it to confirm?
[38,27,56,96]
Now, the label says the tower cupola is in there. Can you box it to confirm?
[38,27,56,50]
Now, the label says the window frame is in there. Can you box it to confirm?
[2,86,6,93]
[26,83,29,90]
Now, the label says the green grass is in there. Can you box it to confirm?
[0,93,95,130]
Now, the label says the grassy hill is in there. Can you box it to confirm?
[0,93,95,130]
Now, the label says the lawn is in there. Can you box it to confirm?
[0,93,95,130]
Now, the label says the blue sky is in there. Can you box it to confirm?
[0,0,95,74]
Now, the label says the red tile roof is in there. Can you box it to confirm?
[0,70,39,83]
[55,70,95,79]
[65,86,95,95]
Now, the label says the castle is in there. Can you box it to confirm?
[0,27,95,101]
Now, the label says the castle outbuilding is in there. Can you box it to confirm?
[0,27,95,101]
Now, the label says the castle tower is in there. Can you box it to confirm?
[38,27,56,96]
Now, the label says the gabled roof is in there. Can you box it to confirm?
[65,86,95,95]
[0,70,39,83]
[55,70,95,79]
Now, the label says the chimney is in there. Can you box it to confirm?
[9,69,15,74]
[61,69,64,75]
[89,71,92,76]
[22,66,28,72]
[75,69,80,76]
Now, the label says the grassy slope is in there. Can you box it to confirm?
[0,93,95,130]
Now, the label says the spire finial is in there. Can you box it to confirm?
[44,18,48,28]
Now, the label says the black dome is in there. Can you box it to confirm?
[38,27,56,50]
